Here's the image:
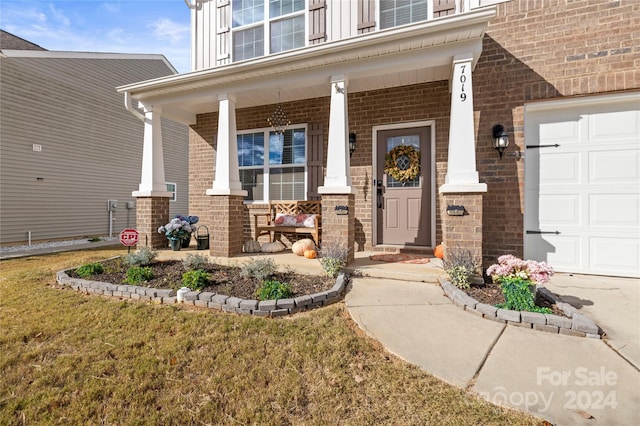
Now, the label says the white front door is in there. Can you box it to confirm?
[524,93,640,278]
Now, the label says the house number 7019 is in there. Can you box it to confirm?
[459,65,467,102]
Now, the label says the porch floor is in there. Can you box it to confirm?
[155,247,447,284]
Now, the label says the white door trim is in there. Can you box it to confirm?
[371,120,436,247]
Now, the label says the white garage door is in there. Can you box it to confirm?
[524,93,640,278]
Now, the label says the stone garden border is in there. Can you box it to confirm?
[439,279,602,339]
[56,267,348,317]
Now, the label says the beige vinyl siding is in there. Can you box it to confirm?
[0,55,188,245]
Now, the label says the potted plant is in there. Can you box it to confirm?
[174,215,199,248]
[158,217,196,251]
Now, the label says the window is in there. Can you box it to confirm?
[380,0,428,29]
[238,126,306,202]
[232,0,305,62]
[166,182,177,202]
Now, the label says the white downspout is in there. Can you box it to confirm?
[123,91,145,122]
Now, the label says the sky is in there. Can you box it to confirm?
[0,0,191,73]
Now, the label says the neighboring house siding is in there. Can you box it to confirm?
[0,56,188,245]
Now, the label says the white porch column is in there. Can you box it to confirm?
[206,94,247,196]
[132,105,171,197]
[318,75,355,195]
[439,54,487,193]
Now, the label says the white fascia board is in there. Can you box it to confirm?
[116,6,496,98]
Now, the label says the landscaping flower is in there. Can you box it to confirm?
[158,217,194,241]
[486,254,554,286]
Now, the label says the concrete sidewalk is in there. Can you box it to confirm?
[346,277,640,425]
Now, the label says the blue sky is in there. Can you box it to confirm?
[0,0,191,73]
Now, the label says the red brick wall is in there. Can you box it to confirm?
[188,0,639,259]
[475,0,640,265]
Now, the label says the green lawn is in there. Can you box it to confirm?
[0,248,542,425]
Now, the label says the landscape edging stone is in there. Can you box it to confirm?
[56,265,348,318]
[438,278,601,339]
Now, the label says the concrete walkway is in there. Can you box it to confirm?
[346,276,640,425]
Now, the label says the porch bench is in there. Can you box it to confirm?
[254,200,321,246]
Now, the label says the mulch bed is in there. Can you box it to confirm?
[68,259,336,300]
[463,279,566,317]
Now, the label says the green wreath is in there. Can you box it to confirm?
[385,145,420,182]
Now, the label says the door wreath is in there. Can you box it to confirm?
[385,145,420,182]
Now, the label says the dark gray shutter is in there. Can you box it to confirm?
[307,123,324,200]
[433,0,456,17]
[358,0,376,34]
[309,0,326,44]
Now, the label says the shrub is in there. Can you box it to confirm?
[182,253,209,271]
[256,279,292,301]
[443,247,479,289]
[181,269,211,290]
[75,262,104,278]
[319,243,349,278]
[497,276,551,314]
[241,258,277,282]
[125,266,154,285]
[122,246,157,267]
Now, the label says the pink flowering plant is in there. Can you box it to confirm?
[486,255,554,313]
[158,217,195,241]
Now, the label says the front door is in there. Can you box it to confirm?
[376,127,431,246]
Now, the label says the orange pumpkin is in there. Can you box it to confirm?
[303,249,317,259]
[433,243,444,259]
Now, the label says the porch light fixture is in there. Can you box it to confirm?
[492,124,509,159]
[267,104,290,135]
[349,132,356,156]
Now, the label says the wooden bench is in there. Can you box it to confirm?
[254,200,321,246]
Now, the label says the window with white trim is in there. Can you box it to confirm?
[232,0,305,62]
[166,182,177,202]
[380,0,428,29]
[237,126,307,202]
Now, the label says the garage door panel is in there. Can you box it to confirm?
[590,237,640,275]
[590,194,640,228]
[539,153,580,185]
[589,110,639,142]
[589,150,640,183]
[528,235,582,270]
[539,119,580,144]
[539,194,580,225]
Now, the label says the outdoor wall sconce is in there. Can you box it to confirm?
[446,205,466,216]
[349,132,357,157]
[492,124,509,159]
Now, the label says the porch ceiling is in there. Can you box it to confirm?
[117,6,496,125]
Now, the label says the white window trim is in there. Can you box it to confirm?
[238,123,308,204]
[166,182,177,202]
[231,0,308,62]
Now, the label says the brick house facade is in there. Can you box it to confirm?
[119,0,639,277]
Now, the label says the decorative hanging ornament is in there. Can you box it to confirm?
[385,144,421,182]
[267,104,290,135]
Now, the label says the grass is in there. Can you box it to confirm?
[0,248,543,425]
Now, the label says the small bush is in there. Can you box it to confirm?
[125,266,154,285]
[122,246,157,267]
[182,253,209,271]
[319,243,348,278]
[75,262,104,278]
[256,279,292,301]
[498,276,551,314]
[443,247,479,289]
[241,258,277,282]
[181,269,211,290]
